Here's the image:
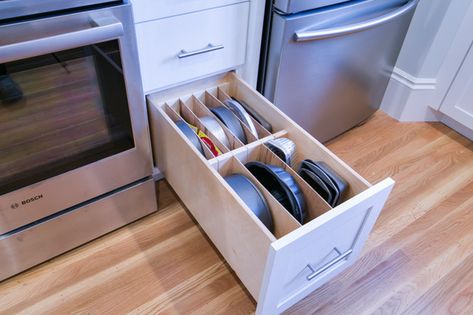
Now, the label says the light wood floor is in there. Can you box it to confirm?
[1,111,473,314]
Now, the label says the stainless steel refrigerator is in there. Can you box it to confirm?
[258,0,418,142]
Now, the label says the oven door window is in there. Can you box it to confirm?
[0,40,134,195]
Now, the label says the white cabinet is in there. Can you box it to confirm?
[440,43,473,131]
[135,2,249,92]
[131,1,261,94]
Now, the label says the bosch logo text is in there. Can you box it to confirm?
[21,194,43,205]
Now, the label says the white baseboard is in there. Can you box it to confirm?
[381,67,440,122]
[441,114,473,141]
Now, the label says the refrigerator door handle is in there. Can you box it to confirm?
[294,0,418,42]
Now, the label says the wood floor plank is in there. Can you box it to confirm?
[402,250,473,315]
[1,111,473,314]
[332,189,473,314]
[285,182,473,314]
[0,205,194,312]
[285,112,473,314]
[0,182,253,315]
[312,178,473,299]
[325,111,413,159]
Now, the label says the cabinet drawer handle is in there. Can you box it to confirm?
[306,248,353,281]
[177,43,224,59]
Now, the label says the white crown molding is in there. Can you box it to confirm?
[390,67,437,90]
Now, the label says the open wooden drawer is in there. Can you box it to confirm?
[147,72,394,314]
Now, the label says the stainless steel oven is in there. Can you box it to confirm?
[0,0,156,280]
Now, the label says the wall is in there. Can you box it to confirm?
[381,0,473,121]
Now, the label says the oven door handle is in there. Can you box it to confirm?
[0,16,124,64]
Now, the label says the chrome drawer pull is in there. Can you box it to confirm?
[177,43,224,59]
[306,248,353,281]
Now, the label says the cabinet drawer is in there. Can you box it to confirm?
[131,0,244,23]
[147,72,394,314]
[135,3,249,92]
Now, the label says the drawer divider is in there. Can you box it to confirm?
[216,86,272,139]
[227,156,301,239]
[174,99,231,153]
[186,94,245,150]
[202,90,259,144]
[242,144,333,222]
[162,103,216,160]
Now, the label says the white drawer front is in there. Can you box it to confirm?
[131,0,244,23]
[256,179,394,314]
[136,3,249,92]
